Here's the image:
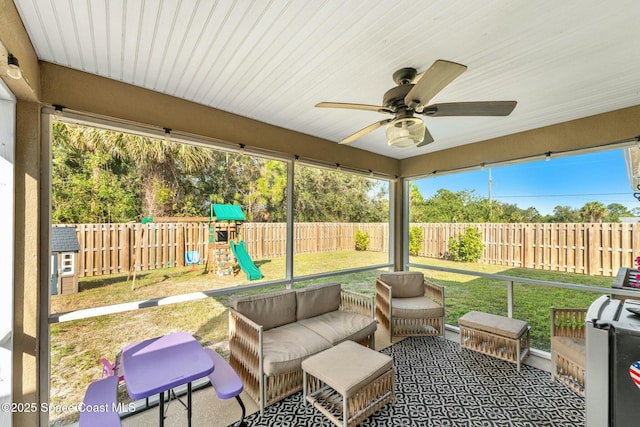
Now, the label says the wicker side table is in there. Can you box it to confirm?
[301,340,394,427]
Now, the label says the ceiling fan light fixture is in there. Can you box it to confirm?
[386,117,425,148]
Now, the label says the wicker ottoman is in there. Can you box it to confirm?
[458,311,530,371]
[301,340,394,427]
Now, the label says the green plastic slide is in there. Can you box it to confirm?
[230,240,263,281]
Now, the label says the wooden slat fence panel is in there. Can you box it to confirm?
[412,222,640,277]
[72,222,208,277]
[66,222,390,277]
[60,222,640,278]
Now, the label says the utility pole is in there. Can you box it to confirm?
[488,168,493,222]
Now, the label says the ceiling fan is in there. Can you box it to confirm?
[316,59,517,148]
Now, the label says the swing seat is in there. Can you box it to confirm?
[185,251,201,265]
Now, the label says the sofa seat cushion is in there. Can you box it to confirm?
[297,311,377,346]
[262,323,332,376]
[551,336,586,366]
[392,296,444,319]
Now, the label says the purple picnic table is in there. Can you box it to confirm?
[122,331,214,427]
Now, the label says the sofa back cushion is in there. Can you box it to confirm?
[296,282,342,321]
[379,271,424,298]
[231,289,297,331]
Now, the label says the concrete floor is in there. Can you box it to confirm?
[118,328,550,427]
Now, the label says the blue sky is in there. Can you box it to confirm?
[413,148,638,216]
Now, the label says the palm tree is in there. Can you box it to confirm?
[112,134,214,217]
[580,201,608,223]
[53,122,127,219]
[54,122,214,218]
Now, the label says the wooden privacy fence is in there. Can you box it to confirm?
[414,222,640,277]
[72,222,210,278]
[66,222,389,278]
[60,222,640,278]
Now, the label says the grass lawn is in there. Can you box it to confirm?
[48,251,613,425]
[410,259,613,350]
[48,250,388,426]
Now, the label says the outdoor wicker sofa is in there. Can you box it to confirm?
[228,282,377,415]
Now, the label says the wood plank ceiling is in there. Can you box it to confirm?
[12,0,640,159]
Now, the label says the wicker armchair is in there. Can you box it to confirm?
[550,307,586,395]
[375,271,445,341]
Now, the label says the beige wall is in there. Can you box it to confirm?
[39,63,400,178]
[0,0,40,102]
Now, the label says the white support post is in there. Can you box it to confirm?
[0,86,15,427]
[507,280,514,318]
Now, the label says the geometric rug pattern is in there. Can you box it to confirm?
[240,336,585,426]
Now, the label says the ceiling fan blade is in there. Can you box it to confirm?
[405,60,467,110]
[340,119,392,145]
[315,102,392,114]
[415,125,434,147]
[422,101,517,117]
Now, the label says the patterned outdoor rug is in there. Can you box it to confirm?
[240,336,584,426]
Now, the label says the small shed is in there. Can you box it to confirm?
[50,226,80,295]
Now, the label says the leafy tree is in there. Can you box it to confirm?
[53,122,391,224]
[409,182,429,222]
[293,166,387,222]
[112,133,214,217]
[411,185,552,224]
[607,203,632,222]
[251,160,288,222]
[423,189,467,222]
[522,207,543,222]
[53,122,214,220]
[499,203,525,223]
[550,205,581,223]
[52,125,140,223]
[472,198,504,222]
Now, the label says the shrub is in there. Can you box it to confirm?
[448,227,485,262]
[409,226,423,256]
[355,229,370,251]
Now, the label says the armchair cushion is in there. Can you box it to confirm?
[392,296,445,319]
[296,282,341,320]
[231,289,297,331]
[298,310,377,345]
[379,271,424,298]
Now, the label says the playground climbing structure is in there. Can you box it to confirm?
[206,204,262,280]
